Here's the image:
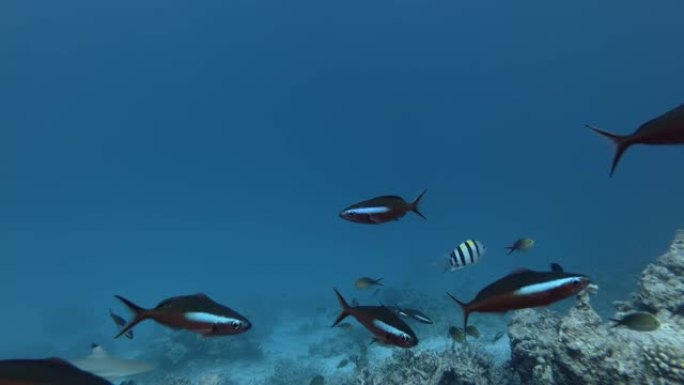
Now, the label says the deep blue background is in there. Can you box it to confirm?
[1,0,683,357]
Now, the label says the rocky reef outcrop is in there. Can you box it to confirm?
[509,229,684,385]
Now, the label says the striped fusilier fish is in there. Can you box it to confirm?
[444,240,486,272]
[339,190,427,224]
[113,293,251,338]
[587,103,684,177]
[447,263,590,340]
[332,289,418,348]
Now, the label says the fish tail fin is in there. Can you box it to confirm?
[332,288,352,327]
[114,295,148,339]
[442,258,452,273]
[505,246,515,255]
[410,189,427,220]
[375,278,384,286]
[447,292,470,336]
[608,318,621,328]
[586,124,632,177]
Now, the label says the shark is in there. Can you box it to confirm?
[69,343,155,381]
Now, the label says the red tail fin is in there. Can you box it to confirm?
[332,289,353,327]
[410,189,427,220]
[447,293,470,338]
[586,124,632,177]
[113,295,149,339]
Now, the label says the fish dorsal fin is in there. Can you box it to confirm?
[374,195,403,201]
[550,263,564,273]
[89,344,108,358]
[157,293,211,308]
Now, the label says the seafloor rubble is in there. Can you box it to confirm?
[124,230,684,385]
[510,229,684,385]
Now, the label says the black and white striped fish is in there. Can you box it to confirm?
[444,240,486,272]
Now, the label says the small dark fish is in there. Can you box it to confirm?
[109,309,133,339]
[448,326,465,343]
[448,267,590,339]
[465,325,480,338]
[550,263,563,273]
[492,331,504,342]
[339,190,427,224]
[0,358,113,385]
[610,312,660,331]
[395,308,433,324]
[336,322,354,331]
[114,293,251,338]
[587,103,684,177]
[336,358,349,369]
[355,277,383,290]
[309,374,325,385]
[505,238,535,255]
[332,289,418,348]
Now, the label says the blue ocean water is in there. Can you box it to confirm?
[1,0,683,382]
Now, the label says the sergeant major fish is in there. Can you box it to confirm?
[332,289,418,348]
[445,239,486,272]
[339,190,427,224]
[447,264,589,338]
[587,103,684,177]
[113,293,251,338]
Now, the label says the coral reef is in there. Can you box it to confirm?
[349,346,517,385]
[261,358,324,385]
[139,330,264,368]
[121,372,236,385]
[630,229,684,313]
[509,230,684,385]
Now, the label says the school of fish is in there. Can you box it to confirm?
[2,86,684,382]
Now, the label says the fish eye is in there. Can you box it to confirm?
[232,320,241,329]
[572,279,581,287]
[400,335,409,342]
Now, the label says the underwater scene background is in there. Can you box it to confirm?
[2,0,684,384]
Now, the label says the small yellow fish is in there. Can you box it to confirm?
[610,312,660,331]
[355,277,383,290]
[506,238,535,255]
[448,326,465,343]
[465,325,480,338]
